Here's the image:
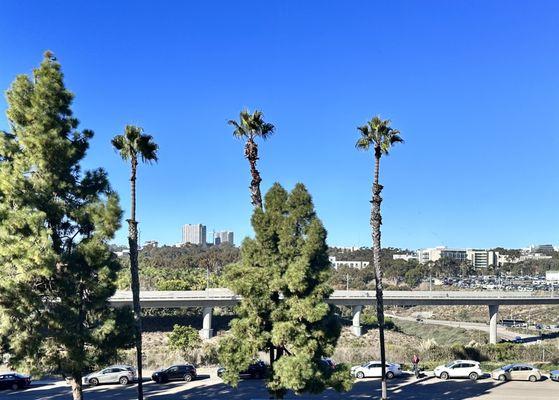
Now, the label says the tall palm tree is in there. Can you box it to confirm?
[112,125,158,400]
[356,116,403,400]
[228,109,275,208]
[228,109,277,384]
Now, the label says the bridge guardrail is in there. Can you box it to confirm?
[111,289,552,302]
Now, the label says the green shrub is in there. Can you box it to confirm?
[157,279,193,291]
[168,325,201,363]
[361,314,396,330]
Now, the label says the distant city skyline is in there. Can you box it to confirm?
[213,230,234,246]
[1,1,558,250]
[182,224,207,246]
[179,224,235,246]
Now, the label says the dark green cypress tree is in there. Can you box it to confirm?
[0,52,134,400]
[218,183,352,398]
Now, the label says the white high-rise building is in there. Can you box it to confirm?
[182,224,207,245]
[214,231,234,246]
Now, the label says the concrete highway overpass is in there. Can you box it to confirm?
[110,289,559,344]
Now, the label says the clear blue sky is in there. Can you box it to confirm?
[1,1,558,250]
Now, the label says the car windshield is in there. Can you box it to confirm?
[445,362,455,368]
[501,364,513,370]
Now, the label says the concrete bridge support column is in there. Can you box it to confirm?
[352,305,363,337]
[200,307,213,340]
[489,305,499,344]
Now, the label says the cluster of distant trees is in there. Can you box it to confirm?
[115,243,240,290]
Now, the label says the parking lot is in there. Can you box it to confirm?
[0,371,557,400]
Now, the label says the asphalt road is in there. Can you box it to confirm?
[0,373,557,400]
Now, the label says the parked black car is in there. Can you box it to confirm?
[151,365,197,383]
[0,373,31,390]
[217,361,267,379]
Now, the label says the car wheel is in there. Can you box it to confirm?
[498,375,506,382]
[440,372,449,380]
[386,371,395,379]
[119,376,129,385]
[469,372,479,381]
[153,376,160,383]
[89,378,99,386]
[356,371,365,379]
[529,375,537,382]
[183,374,193,382]
[10,383,19,390]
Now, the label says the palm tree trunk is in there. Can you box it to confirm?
[70,374,83,400]
[245,138,263,208]
[371,149,388,400]
[128,157,144,400]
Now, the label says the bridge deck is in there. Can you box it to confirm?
[109,289,559,308]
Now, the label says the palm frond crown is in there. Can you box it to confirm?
[355,115,403,155]
[111,125,158,163]
[229,109,275,140]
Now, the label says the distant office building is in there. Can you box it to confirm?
[115,249,130,258]
[182,224,207,245]
[466,249,497,268]
[416,247,468,264]
[416,247,496,268]
[529,244,555,254]
[214,231,234,246]
[330,246,361,253]
[393,254,418,262]
[143,240,158,248]
[518,253,552,262]
[498,245,555,264]
[329,256,369,269]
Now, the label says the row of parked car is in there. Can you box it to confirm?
[351,359,559,383]
[2,358,559,391]
[74,358,559,387]
[80,364,198,386]
[432,360,545,382]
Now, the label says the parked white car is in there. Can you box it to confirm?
[351,361,402,379]
[434,360,482,380]
[491,364,542,382]
[82,365,136,386]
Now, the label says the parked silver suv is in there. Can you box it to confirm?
[82,365,136,386]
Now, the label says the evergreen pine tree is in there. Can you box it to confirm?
[0,52,134,400]
[218,183,352,399]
